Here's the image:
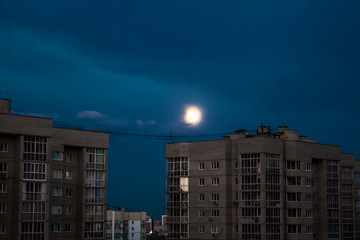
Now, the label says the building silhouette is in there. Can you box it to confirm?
[166,126,360,240]
[0,99,109,239]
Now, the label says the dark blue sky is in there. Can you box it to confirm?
[1,1,360,220]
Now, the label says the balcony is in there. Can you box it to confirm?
[166,216,189,223]
[85,197,105,204]
[85,180,105,187]
[22,193,46,201]
[84,214,104,221]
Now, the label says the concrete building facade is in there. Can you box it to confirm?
[106,208,147,240]
[166,126,360,240]
[0,99,109,240]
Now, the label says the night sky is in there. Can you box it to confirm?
[1,1,360,220]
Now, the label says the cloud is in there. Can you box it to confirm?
[11,110,57,119]
[77,110,105,120]
[136,120,157,126]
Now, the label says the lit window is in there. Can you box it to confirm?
[51,206,62,215]
[65,171,72,180]
[54,152,63,161]
[52,170,62,179]
[211,225,220,234]
[199,162,204,170]
[52,187,63,196]
[0,143,8,153]
[51,223,61,232]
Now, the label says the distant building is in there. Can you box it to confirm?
[0,98,109,239]
[166,125,360,239]
[106,208,146,240]
[153,219,167,236]
[161,215,167,226]
[146,216,153,234]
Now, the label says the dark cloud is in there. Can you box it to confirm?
[1,0,360,219]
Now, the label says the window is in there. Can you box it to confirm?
[211,161,219,170]
[288,224,301,234]
[326,160,338,179]
[23,163,46,180]
[235,177,238,185]
[66,188,72,197]
[52,187,63,196]
[327,179,338,193]
[211,225,220,234]
[54,152,63,160]
[287,177,301,186]
[0,224,5,234]
[51,224,61,232]
[52,170,62,179]
[199,210,204,217]
[305,163,312,172]
[211,193,219,202]
[65,153,72,162]
[287,161,300,170]
[235,161,238,169]
[211,177,219,186]
[287,192,301,202]
[288,209,301,218]
[65,171,72,179]
[211,209,219,217]
[85,148,105,170]
[0,163,6,174]
[65,206,72,215]
[306,226,315,234]
[23,136,47,161]
[199,178,204,186]
[199,194,204,202]
[65,224,71,232]
[51,206,62,215]
[0,183,6,193]
[306,210,313,218]
[327,195,338,208]
[305,179,313,187]
[305,194,315,203]
[0,204,6,213]
[199,162,204,170]
[0,143,8,152]
[199,225,204,233]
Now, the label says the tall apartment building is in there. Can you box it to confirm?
[106,208,147,240]
[166,126,360,240]
[0,99,109,240]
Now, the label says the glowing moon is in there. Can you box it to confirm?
[185,107,202,125]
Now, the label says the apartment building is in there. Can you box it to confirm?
[106,208,147,240]
[166,125,360,240]
[0,98,109,240]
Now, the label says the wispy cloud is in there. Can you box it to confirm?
[11,110,58,119]
[136,120,157,126]
[77,110,105,120]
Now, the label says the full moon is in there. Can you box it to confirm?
[185,107,202,125]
